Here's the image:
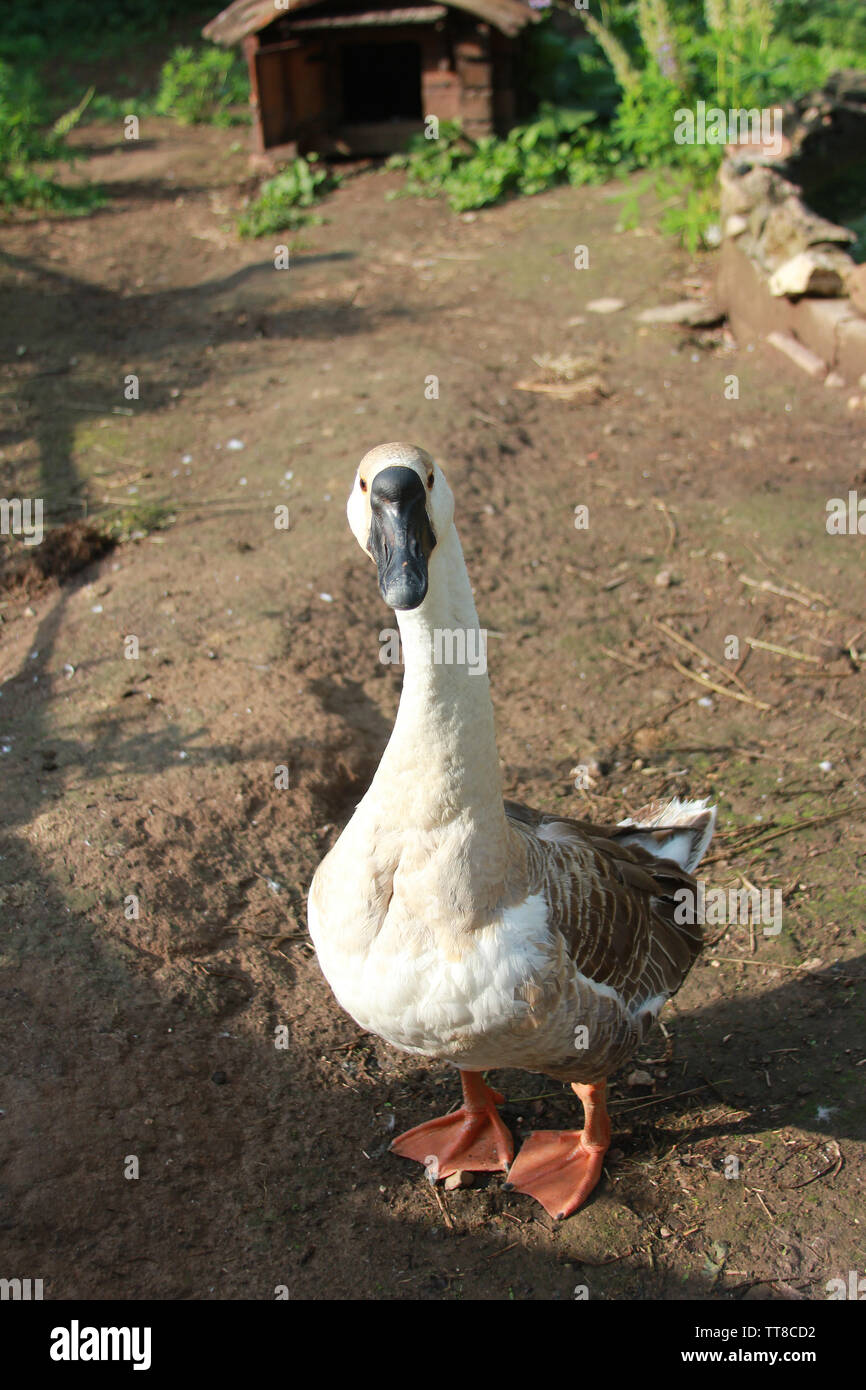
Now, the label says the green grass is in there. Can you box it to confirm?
[237,157,340,238]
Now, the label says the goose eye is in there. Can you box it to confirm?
[427,473,434,489]
[359,477,367,492]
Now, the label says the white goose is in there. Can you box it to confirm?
[308,443,715,1219]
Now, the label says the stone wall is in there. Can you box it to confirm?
[716,71,866,398]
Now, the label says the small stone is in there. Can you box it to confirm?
[768,250,846,298]
[659,1225,673,1238]
[627,1069,654,1087]
[766,331,827,380]
[825,372,845,389]
[586,297,625,314]
[654,568,674,587]
[637,299,723,327]
[725,214,748,237]
[444,1170,474,1190]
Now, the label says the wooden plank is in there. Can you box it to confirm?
[204,0,539,46]
[287,7,448,28]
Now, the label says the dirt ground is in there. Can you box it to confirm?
[0,118,864,1301]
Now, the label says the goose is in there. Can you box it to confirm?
[307,442,716,1219]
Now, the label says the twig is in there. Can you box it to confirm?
[746,1187,775,1220]
[706,956,818,971]
[430,1185,454,1229]
[746,636,820,665]
[827,705,864,730]
[782,1141,843,1189]
[738,574,816,609]
[608,1083,722,1114]
[652,497,677,553]
[654,619,753,695]
[600,644,645,672]
[733,615,766,678]
[670,656,773,711]
[702,804,858,864]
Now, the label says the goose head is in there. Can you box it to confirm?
[347,442,451,611]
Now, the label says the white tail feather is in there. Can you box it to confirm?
[617,797,716,873]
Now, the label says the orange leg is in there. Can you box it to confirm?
[505,1080,611,1220]
[390,1070,514,1180]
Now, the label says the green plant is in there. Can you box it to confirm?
[572,0,866,247]
[237,156,340,237]
[0,60,102,214]
[154,44,249,126]
[390,107,624,214]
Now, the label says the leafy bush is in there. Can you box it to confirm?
[390,108,624,213]
[237,156,340,237]
[392,3,866,247]
[155,44,249,126]
[581,0,866,247]
[0,60,102,213]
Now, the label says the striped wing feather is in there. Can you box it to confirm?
[504,799,703,1011]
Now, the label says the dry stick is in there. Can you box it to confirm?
[703,803,859,865]
[619,693,702,744]
[654,618,754,696]
[746,636,820,665]
[430,1185,453,1230]
[670,656,773,711]
[706,957,820,971]
[782,1141,843,1190]
[733,615,766,679]
[740,543,837,611]
[652,497,677,553]
[827,705,865,730]
[607,1083,721,1114]
[600,644,644,672]
[738,574,815,609]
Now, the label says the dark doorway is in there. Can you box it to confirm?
[340,42,422,122]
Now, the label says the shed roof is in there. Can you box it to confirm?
[203,0,540,43]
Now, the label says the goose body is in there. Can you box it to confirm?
[308,443,715,1217]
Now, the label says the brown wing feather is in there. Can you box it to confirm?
[504,799,703,1011]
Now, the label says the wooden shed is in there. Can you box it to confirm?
[203,0,541,161]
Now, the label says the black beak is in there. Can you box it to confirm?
[367,466,436,611]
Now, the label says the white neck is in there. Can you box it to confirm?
[367,522,506,842]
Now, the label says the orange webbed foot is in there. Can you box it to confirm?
[505,1130,607,1219]
[505,1079,611,1219]
[390,1072,513,1178]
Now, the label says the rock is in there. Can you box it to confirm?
[637,299,724,327]
[768,249,848,297]
[825,371,845,388]
[586,297,625,314]
[626,1069,654,1087]
[766,330,828,379]
[761,198,855,268]
[850,266,866,315]
[444,1170,474,1190]
[725,214,748,237]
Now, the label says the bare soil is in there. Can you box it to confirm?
[0,119,864,1301]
